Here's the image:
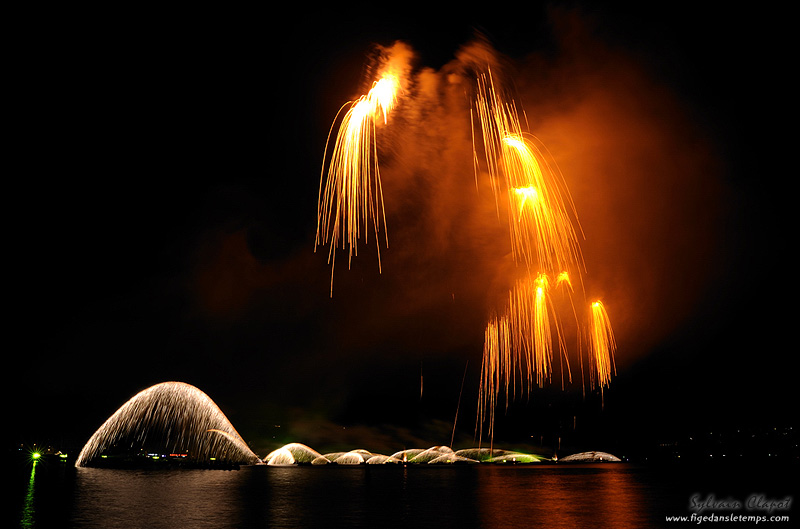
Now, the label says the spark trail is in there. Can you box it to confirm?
[472,67,615,445]
[504,135,583,276]
[474,70,583,276]
[316,69,401,296]
[308,45,619,448]
[587,300,617,393]
[477,273,572,441]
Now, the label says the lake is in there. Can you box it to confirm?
[8,458,794,528]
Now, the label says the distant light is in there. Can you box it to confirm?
[31,452,41,460]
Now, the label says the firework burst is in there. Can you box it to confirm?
[504,135,583,276]
[315,63,403,296]
[472,66,616,444]
[477,272,573,440]
[309,45,619,447]
[587,300,617,393]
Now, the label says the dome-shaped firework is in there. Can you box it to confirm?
[560,451,621,463]
[261,443,554,465]
[74,381,261,467]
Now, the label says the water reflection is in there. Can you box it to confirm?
[19,458,37,528]
[477,465,649,528]
[14,461,780,528]
[260,465,481,528]
[72,468,245,528]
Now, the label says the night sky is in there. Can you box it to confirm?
[10,3,792,458]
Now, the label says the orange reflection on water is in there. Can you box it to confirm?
[476,464,649,529]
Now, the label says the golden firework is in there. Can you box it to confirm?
[316,72,401,296]
[587,300,617,392]
[504,135,582,275]
[472,67,616,446]
[477,273,573,438]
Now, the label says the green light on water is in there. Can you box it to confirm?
[21,454,38,528]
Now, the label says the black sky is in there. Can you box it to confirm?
[9,2,792,457]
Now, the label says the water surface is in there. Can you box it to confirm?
[9,460,794,528]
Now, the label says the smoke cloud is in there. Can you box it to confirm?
[302,11,727,371]
[179,10,729,443]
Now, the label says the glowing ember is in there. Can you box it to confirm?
[555,271,572,289]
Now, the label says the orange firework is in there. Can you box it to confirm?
[587,300,617,392]
[477,315,503,444]
[473,70,583,276]
[316,72,401,296]
[555,270,572,290]
[477,273,573,439]
[472,66,619,447]
[473,69,525,204]
[504,135,583,276]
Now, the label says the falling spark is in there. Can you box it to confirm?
[307,47,620,449]
[316,72,401,296]
[531,273,556,386]
[473,68,526,206]
[473,69,584,277]
[587,300,617,392]
[504,135,583,276]
[472,66,622,448]
[477,315,502,445]
[477,273,572,441]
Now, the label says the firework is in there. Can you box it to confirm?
[504,136,583,276]
[472,66,619,446]
[258,443,553,465]
[555,270,572,289]
[473,69,583,274]
[264,442,325,465]
[477,315,503,444]
[315,71,401,296]
[307,46,619,448]
[477,273,573,439]
[587,300,617,392]
[74,382,261,467]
